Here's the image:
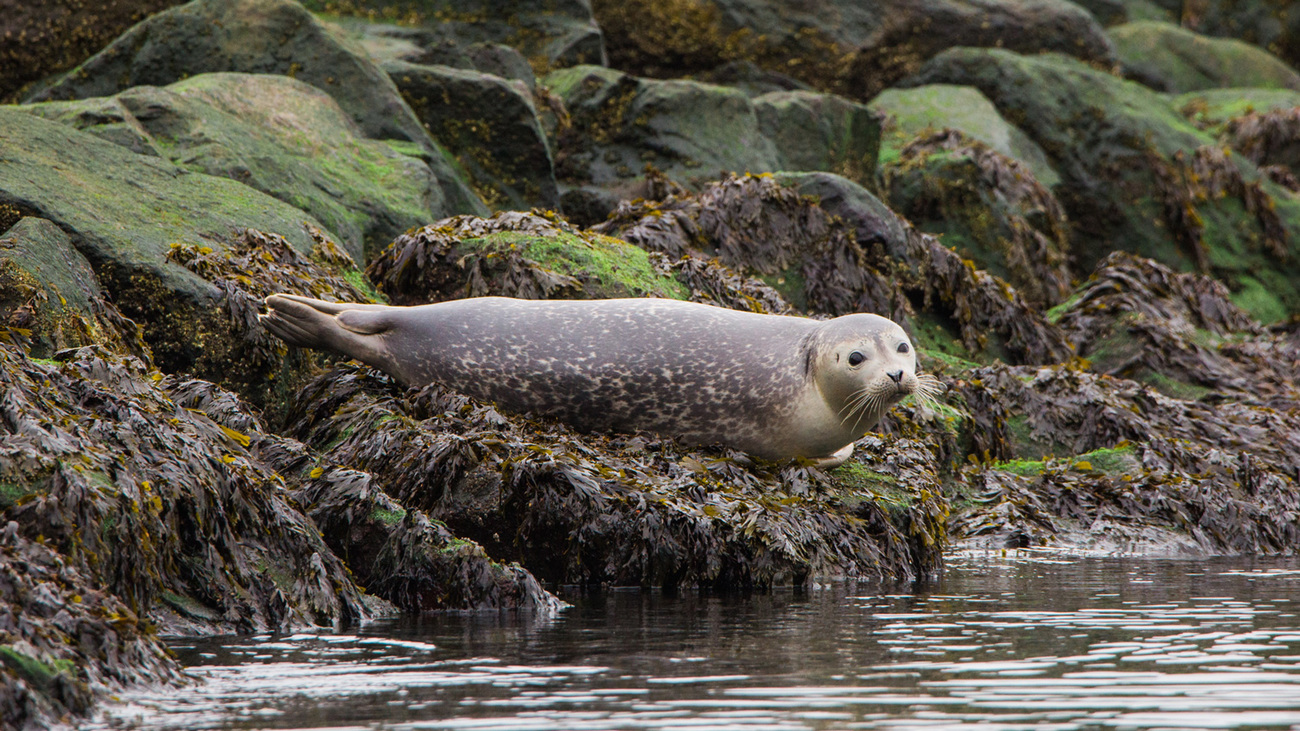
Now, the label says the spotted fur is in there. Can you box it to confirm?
[262,295,922,461]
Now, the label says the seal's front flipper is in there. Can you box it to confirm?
[810,443,854,469]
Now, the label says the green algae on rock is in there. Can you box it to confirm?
[29,0,485,219]
[0,218,149,362]
[906,47,1300,321]
[881,130,1073,308]
[27,73,442,261]
[1110,20,1300,93]
[868,83,1059,186]
[384,60,560,211]
[367,210,690,304]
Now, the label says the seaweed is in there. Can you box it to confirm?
[282,363,947,589]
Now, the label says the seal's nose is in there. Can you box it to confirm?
[888,369,903,383]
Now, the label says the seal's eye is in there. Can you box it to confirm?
[897,342,910,354]
[848,351,865,366]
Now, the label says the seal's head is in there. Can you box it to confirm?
[809,313,943,436]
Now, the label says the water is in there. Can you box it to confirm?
[94,554,1300,730]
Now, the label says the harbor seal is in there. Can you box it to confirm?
[261,295,941,465]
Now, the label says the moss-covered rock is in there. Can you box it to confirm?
[546,65,781,192]
[1176,87,1300,132]
[0,217,148,361]
[301,0,606,73]
[881,130,1073,308]
[0,108,368,379]
[592,0,1114,101]
[28,0,485,218]
[1110,20,1300,93]
[0,0,183,102]
[753,90,880,187]
[27,73,442,261]
[869,83,1059,186]
[384,61,560,211]
[1223,107,1300,189]
[907,48,1300,321]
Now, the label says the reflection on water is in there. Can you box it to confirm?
[95,555,1300,730]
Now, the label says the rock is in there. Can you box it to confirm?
[869,83,1059,186]
[282,364,947,589]
[1053,252,1279,401]
[384,61,560,211]
[27,73,442,259]
[28,0,485,219]
[291,467,564,613]
[594,0,1115,100]
[0,108,355,372]
[1176,87,1300,132]
[547,65,780,191]
[0,0,183,101]
[1071,0,1129,25]
[0,346,378,636]
[906,48,1300,322]
[0,217,148,360]
[881,130,1073,308]
[1110,20,1300,93]
[299,0,606,71]
[696,60,814,97]
[367,211,691,304]
[951,359,1300,554]
[753,90,881,185]
[1171,0,1300,72]
[1224,108,1300,190]
[0,534,184,731]
[546,65,881,193]
[597,173,1074,365]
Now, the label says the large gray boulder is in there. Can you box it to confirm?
[595,0,1114,99]
[907,47,1300,322]
[29,0,486,218]
[385,61,560,211]
[27,73,442,260]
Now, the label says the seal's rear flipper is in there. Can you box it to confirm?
[261,294,393,353]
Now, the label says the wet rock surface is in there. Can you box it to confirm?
[6,0,1300,727]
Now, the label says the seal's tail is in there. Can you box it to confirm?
[261,294,393,352]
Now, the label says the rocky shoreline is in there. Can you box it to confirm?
[4,0,1300,727]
